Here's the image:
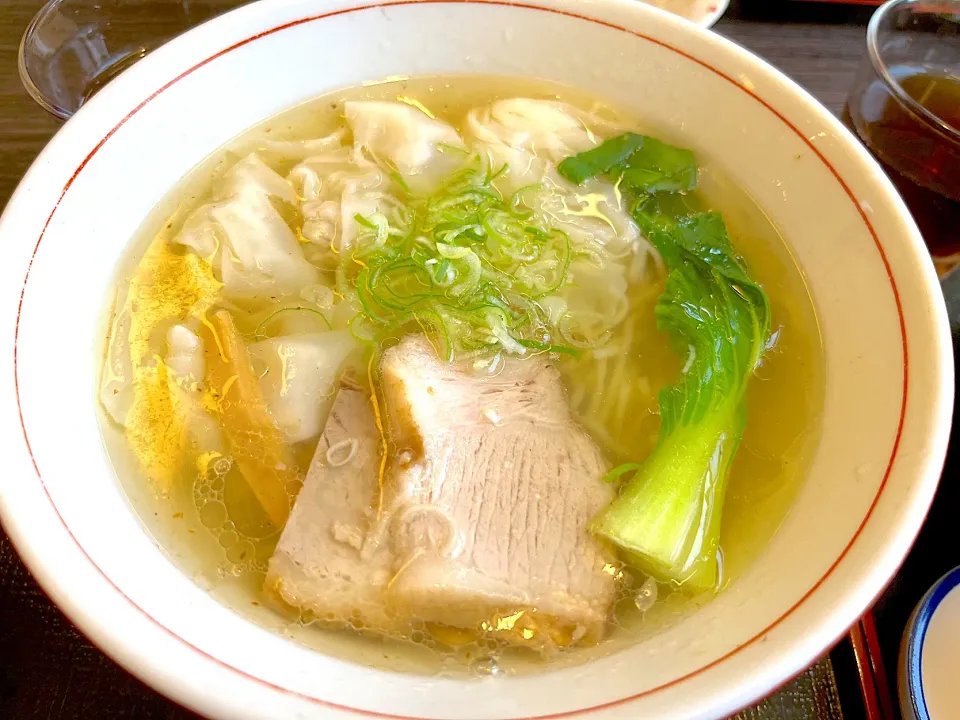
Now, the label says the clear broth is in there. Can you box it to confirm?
[99,75,824,675]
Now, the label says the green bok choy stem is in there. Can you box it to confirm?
[560,135,771,592]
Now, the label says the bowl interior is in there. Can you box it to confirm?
[0,1,951,719]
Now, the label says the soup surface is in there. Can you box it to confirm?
[98,75,823,675]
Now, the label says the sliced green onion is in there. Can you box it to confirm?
[337,154,602,360]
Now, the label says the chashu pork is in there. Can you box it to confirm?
[266,335,617,651]
[265,384,396,633]
[379,335,617,649]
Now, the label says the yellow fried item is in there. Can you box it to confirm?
[114,236,222,489]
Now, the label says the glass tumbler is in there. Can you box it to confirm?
[19,0,249,120]
[842,0,960,277]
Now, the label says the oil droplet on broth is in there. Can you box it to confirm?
[198,500,228,528]
[226,540,256,565]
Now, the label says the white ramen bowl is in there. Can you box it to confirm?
[0,0,952,718]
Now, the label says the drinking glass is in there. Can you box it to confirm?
[19,0,249,120]
[843,0,960,277]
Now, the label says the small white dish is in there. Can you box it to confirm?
[642,0,730,27]
[0,0,951,718]
[900,566,960,720]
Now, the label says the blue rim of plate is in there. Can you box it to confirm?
[902,565,960,720]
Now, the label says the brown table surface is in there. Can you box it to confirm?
[0,1,877,718]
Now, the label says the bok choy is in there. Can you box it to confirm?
[560,134,771,592]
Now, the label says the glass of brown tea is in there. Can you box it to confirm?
[844,0,960,277]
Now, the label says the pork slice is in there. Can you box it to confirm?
[380,335,616,650]
[265,386,397,633]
